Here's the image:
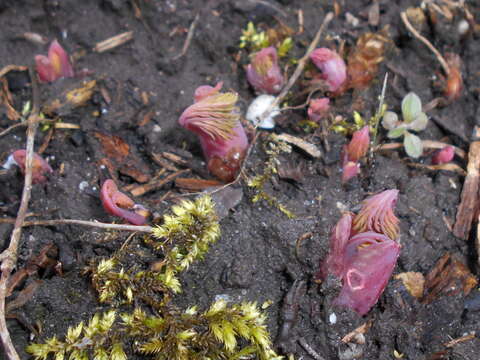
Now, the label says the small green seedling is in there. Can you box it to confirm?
[239,22,270,51]
[382,92,428,158]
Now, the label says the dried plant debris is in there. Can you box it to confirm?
[421,253,477,304]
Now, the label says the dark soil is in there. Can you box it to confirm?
[1,0,480,359]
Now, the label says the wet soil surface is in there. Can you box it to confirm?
[1,0,480,359]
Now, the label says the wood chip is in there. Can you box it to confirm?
[453,137,480,239]
[94,31,134,53]
[273,133,321,158]
[407,162,466,176]
[341,321,372,344]
[129,169,189,197]
[175,178,222,191]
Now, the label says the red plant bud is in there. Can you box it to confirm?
[179,83,249,182]
[100,179,147,225]
[12,149,53,184]
[353,189,400,240]
[246,46,284,94]
[307,97,330,123]
[443,53,463,101]
[318,213,353,280]
[333,231,400,315]
[35,40,74,83]
[346,126,370,162]
[431,146,454,165]
[310,48,347,92]
[342,160,360,183]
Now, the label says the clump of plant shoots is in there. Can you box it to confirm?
[35,40,74,83]
[246,46,284,94]
[5,149,53,184]
[382,92,428,158]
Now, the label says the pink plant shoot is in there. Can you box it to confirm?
[246,46,284,94]
[308,97,330,123]
[353,189,400,240]
[310,48,347,92]
[341,126,369,182]
[332,231,400,315]
[11,149,53,184]
[431,146,454,165]
[35,40,74,83]
[179,83,249,182]
[100,179,147,225]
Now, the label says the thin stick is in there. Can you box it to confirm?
[376,140,466,159]
[0,66,39,360]
[400,11,450,75]
[0,65,27,79]
[0,218,152,233]
[172,13,200,60]
[298,337,326,360]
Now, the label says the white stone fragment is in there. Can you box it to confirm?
[2,154,17,170]
[329,312,337,324]
[246,94,280,129]
[79,181,89,191]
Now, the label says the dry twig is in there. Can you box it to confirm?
[94,31,134,53]
[400,11,450,75]
[0,66,39,360]
[172,13,200,60]
[376,140,466,159]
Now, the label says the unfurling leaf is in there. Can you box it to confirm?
[403,132,423,158]
[401,92,422,123]
[408,112,428,131]
[382,111,399,130]
[387,126,406,139]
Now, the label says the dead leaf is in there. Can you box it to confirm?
[6,280,42,313]
[422,253,478,304]
[395,272,425,299]
[43,80,97,116]
[94,131,151,183]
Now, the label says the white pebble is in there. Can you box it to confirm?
[79,181,89,191]
[329,312,337,324]
[246,94,280,129]
[2,154,16,169]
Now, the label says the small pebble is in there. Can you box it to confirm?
[79,181,89,191]
[329,312,337,324]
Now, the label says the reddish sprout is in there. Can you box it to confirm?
[431,146,455,165]
[35,40,74,83]
[307,97,330,123]
[318,213,354,280]
[310,48,347,92]
[346,126,370,162]
[12,149,53,184]
[246,46,284,94]
[332,231,400,315]
[353,189,400,240]
[341,126,370,183]
[179,83,249,182]
[443,53,463,101]
[100,179,148,225]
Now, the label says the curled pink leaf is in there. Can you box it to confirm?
[35,40,74,83]
[310,48,347,92]
[318,213,353,280]
[342,160,360,183]
[353,189,400,240]
[346,126,370,162]
[179,83,249,182]
[307,97,330,123]
[246,46,284,94]
[100,179,147,225]
[431,146,454,165]
[12,149,53,184]
[333,231,400,315]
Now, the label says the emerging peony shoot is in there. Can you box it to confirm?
[431,146,455,165]
[246,46,284,94]
[341,126,370,183]
[319,189,401,315]
[100,179,148,225]
[307,97,330,123]
[8,149,53,184]
[310,48,347,92]
[179,83,249,182]
[35,40,74,83]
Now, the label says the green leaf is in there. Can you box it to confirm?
[387,126,406,139]
[402,92,422,123]
[382,111,399,130]
[408,112,428,131]
[277,37,293,58]
[404,132,423,158]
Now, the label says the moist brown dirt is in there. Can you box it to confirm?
[1,0,480,359]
